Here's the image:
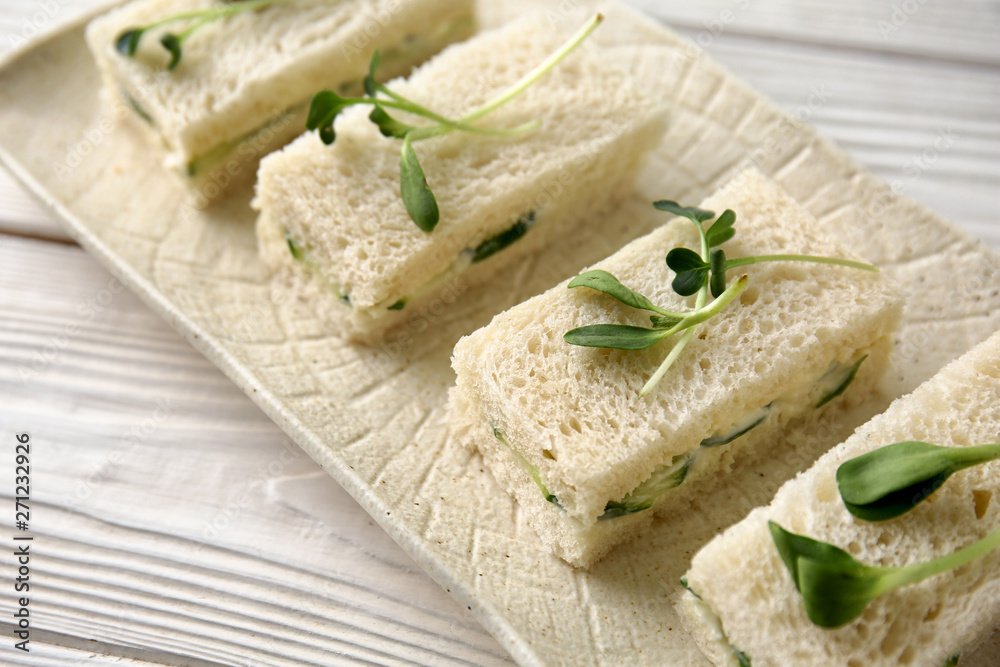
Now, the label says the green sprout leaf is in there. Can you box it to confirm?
[653,200,714,223]
[565,198,878,395]
[369,106,416,139]
[836,440,1000,522]
[771,519,1000,628]
[769,520,863,592]
[649,314,682,329]
[160,33,182,70]
[709,247,728,298]
[302,13,603,232]
[114,0,301,70]
[399,136,439,232]
[769,521,886,628]
[306,91,352,145]
[795,556,887,629]
[569,270,667,314]
[705,208,736,247]
[666,247,710,296]
[115,28,144,56]
[564,324,668,350]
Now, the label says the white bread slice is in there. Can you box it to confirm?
[85,0,474,192]
[447,170,904,567]
[678,329,1000,667]
[252,13,669,342]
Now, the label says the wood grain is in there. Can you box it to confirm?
[0,1,997,665]
[0,235,514,666]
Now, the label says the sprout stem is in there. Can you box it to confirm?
[726,254,878,273]
[640,275,748,397]
[460,13,604,124]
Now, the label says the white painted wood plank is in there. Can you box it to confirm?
[4,0,997,63]
[630,0,1000,65]
[0,167,70,241]
[0,235,513,666]
[0,0,102,53]
[699,34,1000,247]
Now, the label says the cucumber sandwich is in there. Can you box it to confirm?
[85,0,475,196]
[679,330,1000,667]
[447,170,904,568]
[252,13,669,342]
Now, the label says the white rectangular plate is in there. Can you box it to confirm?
[2,1,999,664]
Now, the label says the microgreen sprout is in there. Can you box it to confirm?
[770,519,1000,628]
[564,202,878,397]
[115,0,300,71]
[306,13,604,232]
[837,440,1000,522]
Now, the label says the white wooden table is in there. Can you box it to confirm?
[1,1,997,664]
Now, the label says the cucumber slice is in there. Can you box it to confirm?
[600,452,694,519]
[701,404,771,448]
[816,354,868,408]
[493,427,559,505]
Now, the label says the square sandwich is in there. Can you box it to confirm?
[448,170,905,568]
[86,0,474,193]
[252,13,669,342]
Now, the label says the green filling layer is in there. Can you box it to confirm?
[123,88,153,125]
[496,351,871,520]
[284,230,350,303]
[493,428,559,505]
[944,655,960,667]
[600,452,694,519]
[286,232,306,261]
[816,354,868,408]
[283,209,538,316]
[683,583,752,667]
[187,103,302,177]
[700,404,771,448]
[471,211,536,263]
[680,577,702,600]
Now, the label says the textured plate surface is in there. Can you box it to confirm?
[2,1,1000,665]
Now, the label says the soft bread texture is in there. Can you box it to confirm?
[679,330,1000,667]
[253,13,669,341]
[448,170,904,567]
[450,356,888,569]
[85,0,474,183]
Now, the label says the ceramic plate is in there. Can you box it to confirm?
[2,1,999,664]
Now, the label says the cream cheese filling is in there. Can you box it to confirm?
[680,587,751,667]
[283,209,538,318]
[492,353,870,520]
